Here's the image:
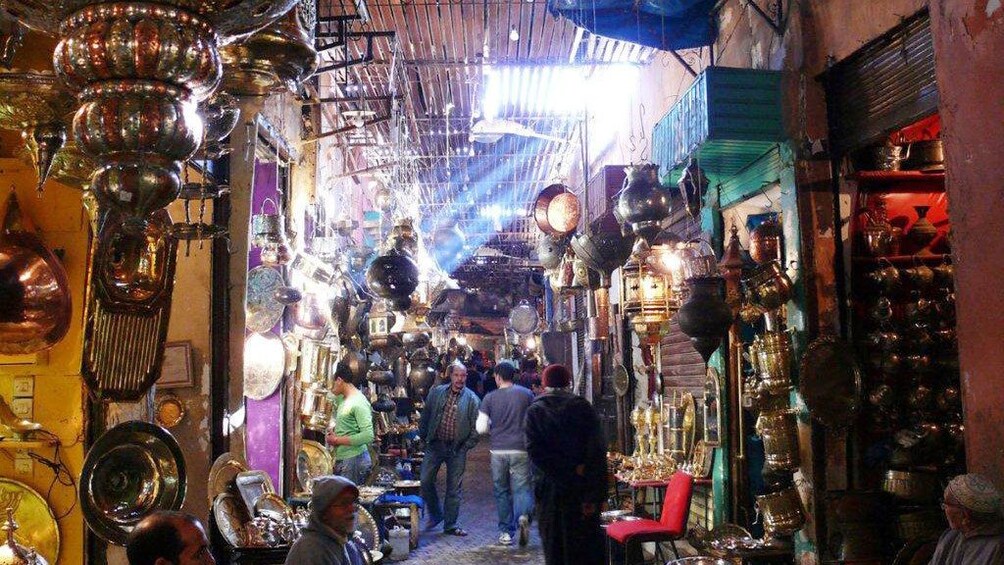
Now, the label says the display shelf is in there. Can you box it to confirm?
[0,439,58,450]
[852,254,951,265]
[850,170,945,191]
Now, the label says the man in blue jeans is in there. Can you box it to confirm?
[477,360,535,546]
[419,361,480,536]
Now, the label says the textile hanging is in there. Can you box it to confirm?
[548,0,718,51]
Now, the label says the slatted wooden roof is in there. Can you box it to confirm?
[313,0,655,293]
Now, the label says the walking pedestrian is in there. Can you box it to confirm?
[326,363,375,486]
[477,360,536,546]
[525,364,607,565]
[418,360,481,536]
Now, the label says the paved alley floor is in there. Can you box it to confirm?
[404,442,546,565]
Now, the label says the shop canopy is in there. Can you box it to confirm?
[547,0,718,51]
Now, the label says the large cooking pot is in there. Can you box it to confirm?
[751,331,792,395]
[533,183,581,236]
[901,140,944,172]
[755,409,800,472]
[0,191,71,354]
[757,487,805,537]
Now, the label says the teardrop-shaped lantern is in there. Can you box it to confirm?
[0,191,71,354]
[617,164,670,243]
[677,276,733,363]
[365,250,420,311]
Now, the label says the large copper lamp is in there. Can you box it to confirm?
[1,0,298,230]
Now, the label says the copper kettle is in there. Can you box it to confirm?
[0,190,71,354]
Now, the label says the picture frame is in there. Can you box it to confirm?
[159,341,194,389]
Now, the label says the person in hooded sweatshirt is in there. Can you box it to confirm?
[525,364,607,565]
[284,476,367,565]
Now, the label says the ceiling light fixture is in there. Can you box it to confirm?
[509,26,520,42]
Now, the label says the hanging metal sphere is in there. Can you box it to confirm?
[676,276,732,363]
[617,164,670,243]
[365,251,419,311]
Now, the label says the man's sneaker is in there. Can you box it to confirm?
[498,532,513,546]
[517,515,530,547]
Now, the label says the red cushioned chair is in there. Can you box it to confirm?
[605,471,694,564]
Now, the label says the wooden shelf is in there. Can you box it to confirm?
[849,170,945,191]
[852,253,951,265]
[0,439,58,450]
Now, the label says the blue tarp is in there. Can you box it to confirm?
[548,0,718,51]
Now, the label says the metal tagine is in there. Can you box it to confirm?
[0,190,71,354]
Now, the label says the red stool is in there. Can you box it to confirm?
[605,471,694,564]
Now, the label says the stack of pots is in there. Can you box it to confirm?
[299,340,335,432]
[740,214,807,541]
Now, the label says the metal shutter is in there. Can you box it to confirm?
[822,9,938,155]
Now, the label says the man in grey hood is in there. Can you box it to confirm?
[284,476,367,565]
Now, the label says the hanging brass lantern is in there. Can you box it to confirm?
[619,253,679,341]
[750,215,783,265]
[616,164,670,243]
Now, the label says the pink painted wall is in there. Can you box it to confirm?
[930,0,1004,485]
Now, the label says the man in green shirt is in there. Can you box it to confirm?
[326,365,375,485]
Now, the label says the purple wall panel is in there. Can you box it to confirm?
[245,161,283,492]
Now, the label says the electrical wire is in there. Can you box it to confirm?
[24,430,77,521]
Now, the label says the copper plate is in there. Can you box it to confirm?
[296,439,333,494]
[243,332,285,400]
[533,183,581,236]
[213,493,250,547]
[208,453,248,506]
[798,335,862,430]
[246,266,285,333]
[0,478,60,563]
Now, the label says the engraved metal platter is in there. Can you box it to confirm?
[798,335,863,430]
[613,364,630,397]
[208,453,248,506]
[243,331,285,400]
[296,439,333,494]
[354,505,379,551]
[213,492,250,547]
[245,266,285,333]
[254,492,292,521]
[0,478,60,563]
[235,470,275,516]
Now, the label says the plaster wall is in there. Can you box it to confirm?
[929,0,1004,485]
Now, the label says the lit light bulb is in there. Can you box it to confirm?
[509,26,520,42]
[525,336,537,350]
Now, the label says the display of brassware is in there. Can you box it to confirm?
[0,190,71,354]
[80,421,186,545]
[0,480,59,563]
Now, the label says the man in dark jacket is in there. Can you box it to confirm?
[419,360,481,536]
[284,476,367,565]
[525,364,607,565]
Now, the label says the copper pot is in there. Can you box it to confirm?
[749,216,782,264]
[751,331,792,395]
[0,191,72,354]
[743,261,792,310]
[882,470,939,503]
[533,183,581,236]
[756,409,800,472]
[757,487,805,537]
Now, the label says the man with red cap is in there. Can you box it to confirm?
[525,364,607,565]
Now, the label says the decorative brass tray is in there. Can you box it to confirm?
[296,440,333,494]
[0,478,60,563]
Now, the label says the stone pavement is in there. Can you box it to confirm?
[405,442,546,565]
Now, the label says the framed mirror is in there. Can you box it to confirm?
[703,367,722,446]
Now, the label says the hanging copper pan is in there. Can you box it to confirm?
[0,190,72,354]
[533,184,580,236]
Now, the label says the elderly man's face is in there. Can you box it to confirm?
[321,490,359,536]
[450,365,467,392]
[942,491,969,530]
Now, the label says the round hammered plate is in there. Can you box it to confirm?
[798,335,862,429]
[613,364,630,397]
[213,492,250,547]
[208,453,248,506]
[155,395,186,428]
[354,505,380,551]
[243,331,286,400]
[296,440,334,494]
[0,478,60,563]
[245,266,285,333]
[509,302,539,335]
